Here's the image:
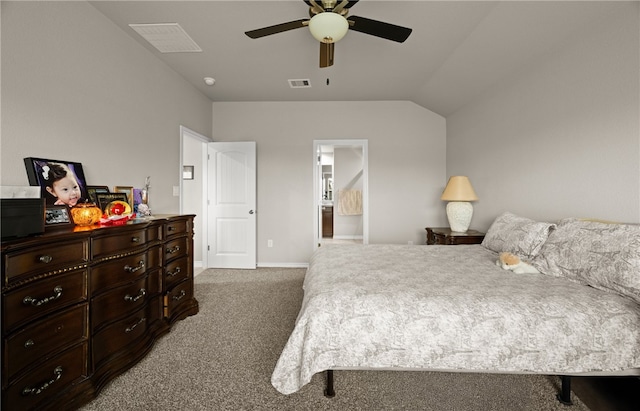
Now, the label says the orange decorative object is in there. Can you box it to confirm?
[71,201,102,226]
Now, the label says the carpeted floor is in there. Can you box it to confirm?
[80,268,589,411]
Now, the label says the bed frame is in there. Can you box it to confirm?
[323,370,574,405]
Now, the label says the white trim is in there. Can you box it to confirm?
[258,262,310,268]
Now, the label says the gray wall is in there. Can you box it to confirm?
[1,1,212,214]
[447,3,640,229]
[212,101,447,265]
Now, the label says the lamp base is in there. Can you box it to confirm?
[446,201,473,232]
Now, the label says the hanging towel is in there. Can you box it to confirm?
[338,189,362,215]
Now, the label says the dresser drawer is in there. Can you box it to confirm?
[91,227,148,259]
[92,296,163,367]
[164,279,193,318]
[5,342,88,411]
[164,256,189,290]
[3,269,88,332]
[4,304,88,384]
[3,240,88,282]
[90,247,161,294]
[165,219,189,240]
[164,237,188,262]
[91,272,161,332]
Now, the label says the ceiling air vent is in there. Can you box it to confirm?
[129,23,202,53]
[288,79,312,88]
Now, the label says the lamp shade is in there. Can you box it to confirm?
[308,12,349,43]
[440,176,478,202]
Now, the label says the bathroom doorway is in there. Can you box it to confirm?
[313,140,369,249]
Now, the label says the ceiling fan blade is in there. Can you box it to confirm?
[319,42,334,68]
[348,15,412,43]
[245,19,308,39]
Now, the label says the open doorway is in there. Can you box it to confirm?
[180,126,211,272]
[313,140,368,249]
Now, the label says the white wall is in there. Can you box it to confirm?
[1,1,212,214]
[181,130,208,266]
[212,101,447,265]
[447,3,640,229]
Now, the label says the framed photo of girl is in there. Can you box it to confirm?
[24,157,89,207]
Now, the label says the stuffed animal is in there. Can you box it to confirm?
[496,252,539,274]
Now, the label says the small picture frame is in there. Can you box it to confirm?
[86,186,110,204]
[114,186,134,208]
[96,192,129,213]
[45,205,73,229]
[183,165,194,180]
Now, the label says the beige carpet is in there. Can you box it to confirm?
[80,267,589,411]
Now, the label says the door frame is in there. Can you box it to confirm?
[312,139,369,250]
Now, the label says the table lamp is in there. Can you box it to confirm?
[440,176,478,232]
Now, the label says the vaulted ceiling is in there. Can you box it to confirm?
[90,1,623,117]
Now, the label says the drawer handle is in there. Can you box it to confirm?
[167,225,176,232]
[23,286,63,306]
[124,288,146,302]
[131,236,140,243]
[24,339,35,348]
[172,289,187,301]
[21,366,63,396]
[124,260,145,273]
[38,255,53,264]
[166,267,181,277]
[166,245,180,254]
[125,317,146,333]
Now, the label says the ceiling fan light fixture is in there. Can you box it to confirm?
[308,12,348,43]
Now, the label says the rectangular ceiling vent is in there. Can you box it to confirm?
[129,23,202,53]
[288,79,312,88]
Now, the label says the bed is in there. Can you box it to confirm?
[271,214,640,403]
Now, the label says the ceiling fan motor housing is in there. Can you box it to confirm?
[309,12,349,43]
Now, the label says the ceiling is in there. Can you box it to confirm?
[90,1,623,117]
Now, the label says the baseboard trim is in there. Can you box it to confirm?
[258,262,309,268]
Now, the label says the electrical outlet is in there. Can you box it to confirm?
[267,239,273,248]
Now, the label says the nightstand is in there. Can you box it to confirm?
[425,227,485,245]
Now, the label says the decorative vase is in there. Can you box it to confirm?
[71,201,102,226]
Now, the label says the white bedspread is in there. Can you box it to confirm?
[271,244,640,394]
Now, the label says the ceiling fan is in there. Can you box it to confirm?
[245,0,412,68]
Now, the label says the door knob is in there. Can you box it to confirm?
[249,210,254,214]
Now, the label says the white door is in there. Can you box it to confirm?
[207,141,256,269]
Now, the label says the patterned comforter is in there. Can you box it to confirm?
[271,244,640,394]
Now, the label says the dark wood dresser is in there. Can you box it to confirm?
[425,227,485,245]
[1,215,199,410]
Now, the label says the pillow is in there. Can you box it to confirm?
[533,218,640,304]
[481,212,556,259]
